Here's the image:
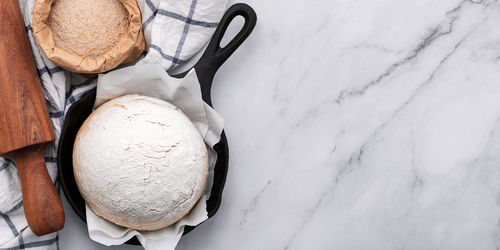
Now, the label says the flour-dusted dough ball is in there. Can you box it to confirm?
[73,95,208,230]
[48,0,129,58]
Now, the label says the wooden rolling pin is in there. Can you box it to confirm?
[0,0,65,236]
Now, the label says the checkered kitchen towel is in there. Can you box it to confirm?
[0,0,227,249]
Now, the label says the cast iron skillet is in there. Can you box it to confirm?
[57,3,256,245]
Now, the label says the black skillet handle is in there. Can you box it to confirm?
[195,3,257,106]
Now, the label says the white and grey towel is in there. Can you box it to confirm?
[0,0,227,249]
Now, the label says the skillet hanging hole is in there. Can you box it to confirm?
[219,16,245,48]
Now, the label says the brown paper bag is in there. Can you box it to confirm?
[32,0,146,74]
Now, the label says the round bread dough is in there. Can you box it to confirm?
[48,0,129,58]
[73,95,208,230]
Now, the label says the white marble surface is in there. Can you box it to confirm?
[60,0,500,249]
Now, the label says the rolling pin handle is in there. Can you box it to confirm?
[8,144,65,236]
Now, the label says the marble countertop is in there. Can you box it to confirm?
[60,0,500,249]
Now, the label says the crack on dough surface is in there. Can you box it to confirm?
[145,120,168,126]
[150,181,198,224]
[113,104,127,110]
